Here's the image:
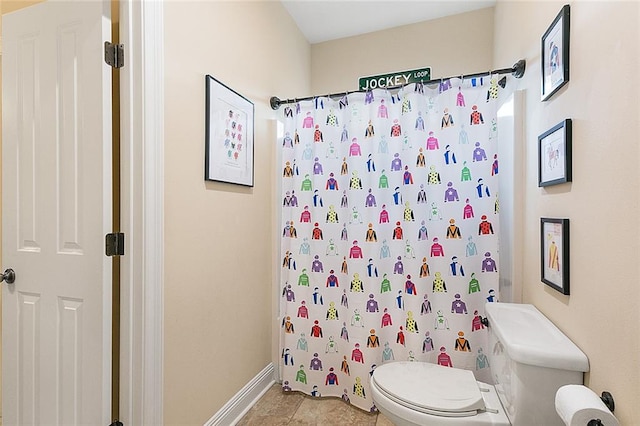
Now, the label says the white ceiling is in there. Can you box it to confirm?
[281,0,496,44]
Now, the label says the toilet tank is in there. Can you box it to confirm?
[485,303,589,426]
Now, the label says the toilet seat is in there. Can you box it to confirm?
[371,362,486,417]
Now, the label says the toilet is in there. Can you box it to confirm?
[371,303,589,425]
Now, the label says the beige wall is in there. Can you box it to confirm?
[1,1,44,15]
[310,7,495,94]
[493,1,640,424]
[162,1,310,424]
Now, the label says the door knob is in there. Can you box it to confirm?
[0,268,15,284]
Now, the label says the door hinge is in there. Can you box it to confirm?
[104,41,124,69]
[106,232,125,256]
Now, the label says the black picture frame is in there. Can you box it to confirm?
[540,218,570,295]
[205,75,255,187]
[541,4,570,101]
[538,119,572,187]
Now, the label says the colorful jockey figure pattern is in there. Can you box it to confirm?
[280,78,504,412]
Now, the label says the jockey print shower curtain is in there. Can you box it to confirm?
[279,77,507,412]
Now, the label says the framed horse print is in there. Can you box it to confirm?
[538,119,572,187]
[541,4,570,101]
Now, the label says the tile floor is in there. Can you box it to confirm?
[237,384,395,426]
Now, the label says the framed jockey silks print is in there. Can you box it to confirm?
[205,74,255,186]
[540,218,570,295]
[538,119,572,187]
[541,4,570,101]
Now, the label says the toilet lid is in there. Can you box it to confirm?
[372,362,485,417]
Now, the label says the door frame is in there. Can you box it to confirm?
[119,0,164,423]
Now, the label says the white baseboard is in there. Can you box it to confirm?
[204,363,276,426]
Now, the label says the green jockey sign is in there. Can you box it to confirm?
[358,67,431,90]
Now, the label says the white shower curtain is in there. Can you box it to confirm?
[279,77,507,412]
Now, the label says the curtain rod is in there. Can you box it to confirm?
[270,59,526,110]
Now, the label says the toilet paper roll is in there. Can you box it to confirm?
[555,385,619,426]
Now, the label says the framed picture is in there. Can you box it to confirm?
[540,218,570,295]
[541,4,570,101]
[538,119,572,187]
[205,75,254,186]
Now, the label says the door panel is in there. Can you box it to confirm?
[2,1,112,424]
[15,33,40,253]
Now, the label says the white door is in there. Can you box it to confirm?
[2,1,113,424]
